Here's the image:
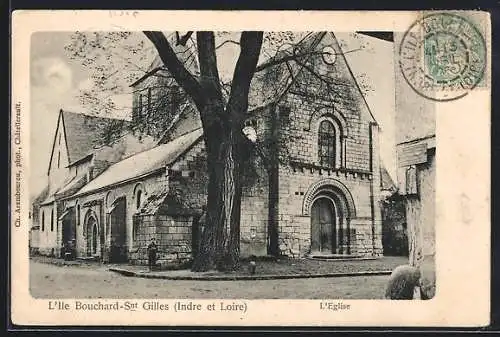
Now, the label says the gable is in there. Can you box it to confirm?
[47,111,70,175]
[60,110,131,166]
[285,32,377,125]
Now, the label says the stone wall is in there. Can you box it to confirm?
[269,74,383,257]
[130,214,193,267]
[37,203,59,256]
[406,148,436,299]
[277,165,381,257]
[62,172,169,260]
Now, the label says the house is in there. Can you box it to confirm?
[394,32,436,299]
[33,110,157,257]
[33,32,385,266]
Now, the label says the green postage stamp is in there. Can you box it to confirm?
[399,12,488,101]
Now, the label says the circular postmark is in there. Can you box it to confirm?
[399,13,486,101]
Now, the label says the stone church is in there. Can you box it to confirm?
[32,32,384,266]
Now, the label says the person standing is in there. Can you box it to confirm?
[147,238,158,272]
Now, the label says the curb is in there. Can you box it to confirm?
[109,267,392,281]
[305,256,378,262]
[30,258,100,268]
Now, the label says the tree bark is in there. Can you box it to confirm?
[191,122,244,271]
[144,31,262,272]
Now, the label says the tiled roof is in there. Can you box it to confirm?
[54,174,88,199]
[32,186,50,206]
[61,110,130,166]
[91,132,158,177]
[73,128,203,197]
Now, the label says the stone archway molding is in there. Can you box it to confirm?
[83,209,99,238]
[302,178,356,218]
[304,107,348,137]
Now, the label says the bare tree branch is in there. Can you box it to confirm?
[255,48,362,73]
[196,32,225,113]
[143,31,206,110]
[226,31,264,125]
[215,39,240,50]
[175,31,194,46]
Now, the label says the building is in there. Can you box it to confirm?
[394,32,436,299]
[32,32,385,266]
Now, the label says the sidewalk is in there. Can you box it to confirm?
[31,255,408,281]
[110,256,407,281]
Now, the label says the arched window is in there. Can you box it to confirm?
[77,204,81,226]
[50,209,54,231]
[318,120,336,168]
[136,190,142,210]
[41,211,45,231]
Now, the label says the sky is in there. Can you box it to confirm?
[29,31,396,200]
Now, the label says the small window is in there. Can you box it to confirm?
[41,211,45,231]
[50,209,54,232]
[57,151,61,168]
[136,190,142,210]
[77,205,81,226]
[318,120,336,168]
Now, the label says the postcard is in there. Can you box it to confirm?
[10,10,491,327]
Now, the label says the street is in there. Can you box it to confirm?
[30,261,390,299]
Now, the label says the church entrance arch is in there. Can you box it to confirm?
[84,212,99,257]
[304,179,356,255]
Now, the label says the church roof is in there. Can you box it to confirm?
[380,166,397,192]
[72,128,203,197]
[54,174,88,200]
[60,110,131,166]
[32,185,50,207]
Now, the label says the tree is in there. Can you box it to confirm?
[66,31,369,271]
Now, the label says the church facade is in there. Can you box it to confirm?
[33,32,384,266]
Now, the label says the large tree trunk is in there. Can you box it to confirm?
[145,31,262,272]
[191,120,244,272]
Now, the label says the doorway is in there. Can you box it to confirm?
[86,215,98,256]
[109,197,127,263]
[310,197,337,254]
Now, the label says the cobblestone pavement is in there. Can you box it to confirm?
[30,261,391,299]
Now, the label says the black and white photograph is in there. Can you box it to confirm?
[11,10,490,326]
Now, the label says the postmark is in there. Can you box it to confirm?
[399,12,487,101]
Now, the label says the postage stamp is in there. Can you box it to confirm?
[399,12,488,101]
[10,10,491,328]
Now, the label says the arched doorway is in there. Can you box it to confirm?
[85,215,98,256]
[311,197,337,253]
[109,196,127,263]
[304,179,356,256]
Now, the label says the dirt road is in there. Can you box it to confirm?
[30,261,389,299]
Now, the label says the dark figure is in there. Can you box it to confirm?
[385,265,421,300]
[147,238,158,271]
